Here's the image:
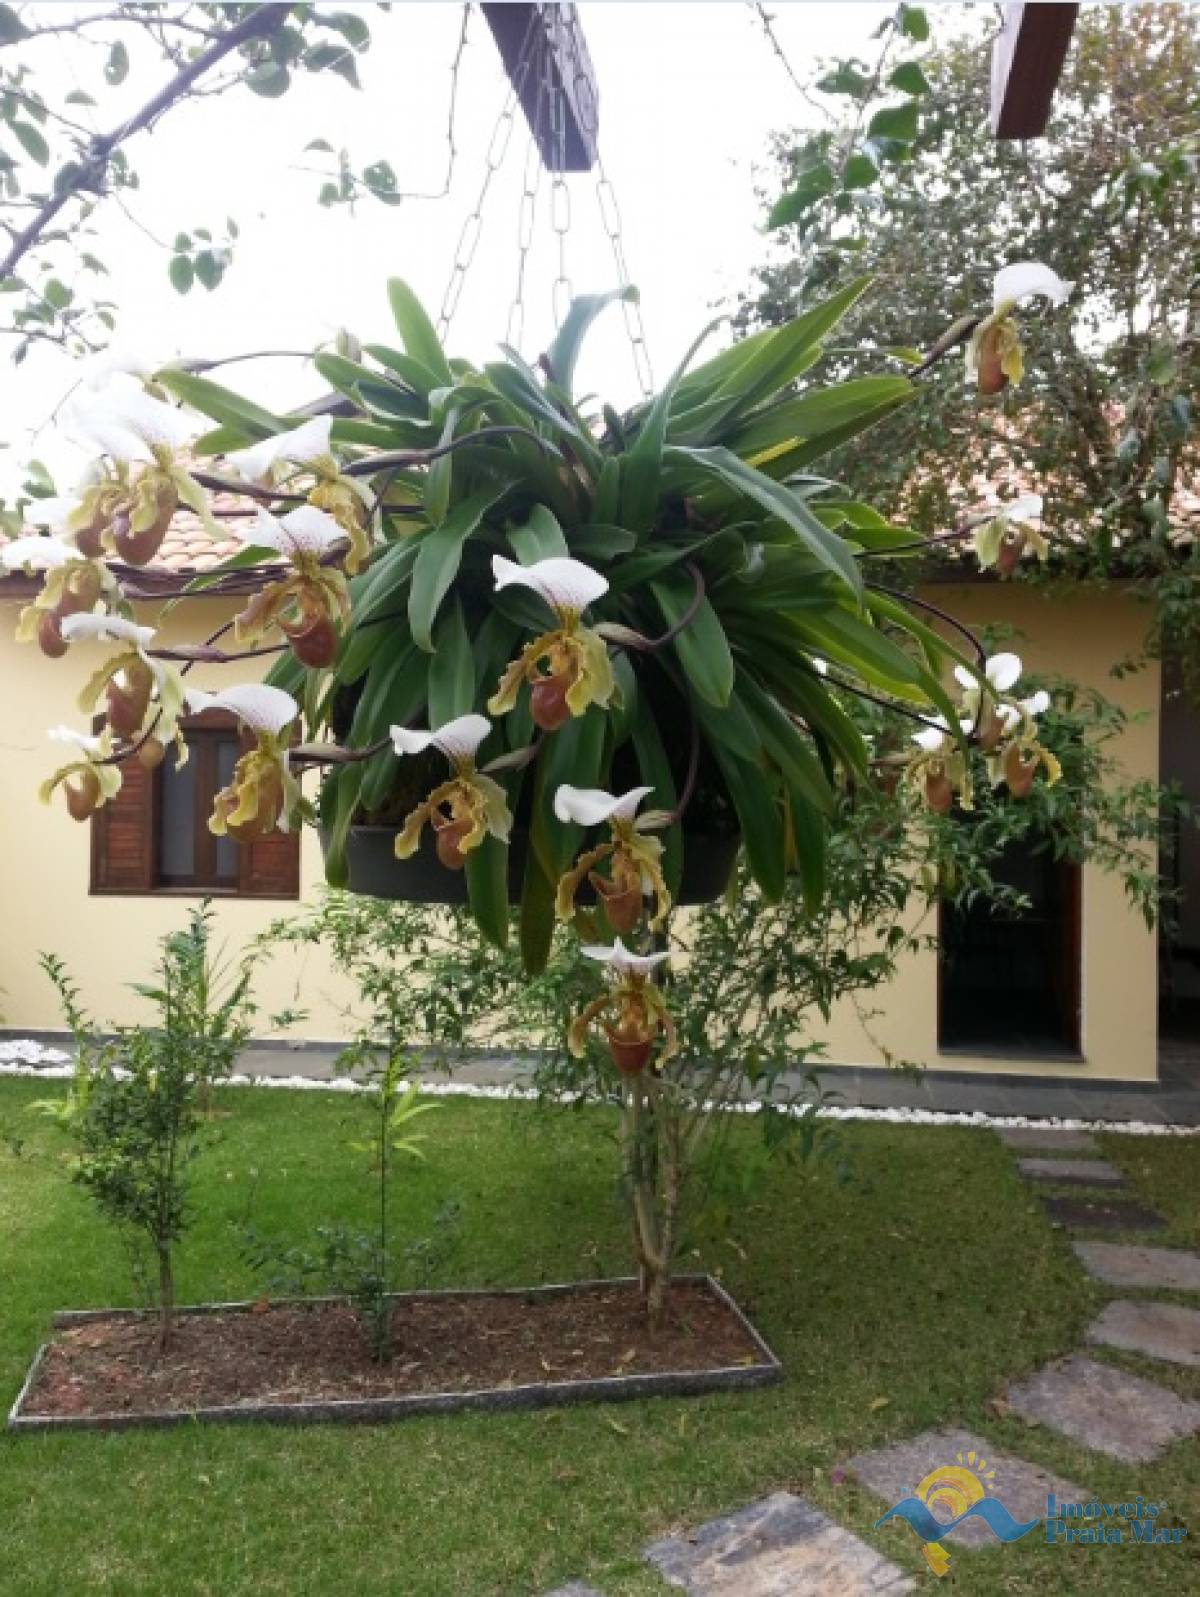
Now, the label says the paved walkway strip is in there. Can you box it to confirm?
[1040,1195,1167,1231]
[847,1426,1089,1548]
[1087,1299,1200,1368]
[1006,1353,1200,1462]
[643,1491,915,1595]
[1017,1157,1126,1187]
[1073,1241,1200,1292]
[997,1127,1099,1153]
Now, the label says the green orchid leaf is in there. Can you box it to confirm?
[409,486,505,652]
[427,597,475,723]
[629,692,683,895]
[386,278,452,385]
[667,445,864,597]
[650,572,735,708]
[544,287,636,397]
[508,504,569,564]
[465,832,510,950]
[156,370,287,439]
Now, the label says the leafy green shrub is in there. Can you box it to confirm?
[38,903,256,1350]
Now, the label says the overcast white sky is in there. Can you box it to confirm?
[1,1,918,494]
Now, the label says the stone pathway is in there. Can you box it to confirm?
[995,1126,1098,1153]
[1073,1240,1200,1291]
[546,1135,1200,1595]
[1017,1156,1126,1187]
[847,1427,1088,1547]
[1006,1353,1200,1462]
[1040,1194,1167,1231]
[643,1492,914,1595]
[1087,1299,1200,1367]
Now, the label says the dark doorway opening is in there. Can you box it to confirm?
[939,836,1082,1056]
[1158,659,1200,1082]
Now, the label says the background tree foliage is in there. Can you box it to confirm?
[0,2,390,361]
[743,4,1199,669]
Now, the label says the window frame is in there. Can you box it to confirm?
[89,708,300,901]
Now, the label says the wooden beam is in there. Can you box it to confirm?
[990,2,1079,139]
[481,3,599,172]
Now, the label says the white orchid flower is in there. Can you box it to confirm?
[488,556,615,730]
[185,683,298,737]
[994,493,1044,525]
[241,504,346,560]
[992,262,1074,313]
[48,726,105,755]
[183,686,303,841]
[59,613,156,651]
[912,717,951,754]
[388,715,510,868]
[570,937,678,1067]
[65,376,197,465]
[80,348,160,391]
[968,262,1074,395]
[553,784,670,932]
[390,713,492,764]
[955,652,1023,698]
[580,937,671,977]
[226,415,335,483]
[1,533,76,572]
[1021,690,1051,719]
[492,555,608,616]
[40,725,123,819]
[972,494,1049,574]
[553,784,653,827]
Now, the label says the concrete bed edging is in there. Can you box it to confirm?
[7,1273,781,1436]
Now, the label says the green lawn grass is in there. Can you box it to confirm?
[1,1077,1197,1596]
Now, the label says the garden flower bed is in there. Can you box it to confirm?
[9,1276,779,1433]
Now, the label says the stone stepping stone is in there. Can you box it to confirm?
[1087,1299,1200,1367]
[1007,1353,1200,1462]
[542,1586,603,1597]
[1073,1241,1200,1292]
[643,1491,914,1595]
[997,1127,1098,1154]
[1041,1195,1166,1232]
[1018,1157,1125,1188]
[847,1426,1088,1549]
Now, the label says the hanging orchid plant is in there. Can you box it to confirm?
[6,271,1075,1015]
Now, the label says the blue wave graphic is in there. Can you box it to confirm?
[875,1497,1040,1544]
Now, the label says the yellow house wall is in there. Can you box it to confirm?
[0,591,359,1040]
[817,581,1160,1082]
[0,579,1160,1080]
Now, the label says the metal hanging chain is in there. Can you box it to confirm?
[564,32,655,398]
[506,70,549,353]
[547,8,573,332]
[437,4,541,342]
[593,154,654,399]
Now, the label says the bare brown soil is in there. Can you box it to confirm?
[24,1280,763,1419]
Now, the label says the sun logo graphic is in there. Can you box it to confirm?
[875,1449,1039,1577]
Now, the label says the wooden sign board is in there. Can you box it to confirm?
[990,2,1079,139]
[482,3,600,171]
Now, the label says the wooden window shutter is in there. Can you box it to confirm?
[91,750,158,894]
[236,726,301,899]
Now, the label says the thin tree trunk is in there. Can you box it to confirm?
[158,1249,174,1354]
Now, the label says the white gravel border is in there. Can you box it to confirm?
[1,1038,1195,1137]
